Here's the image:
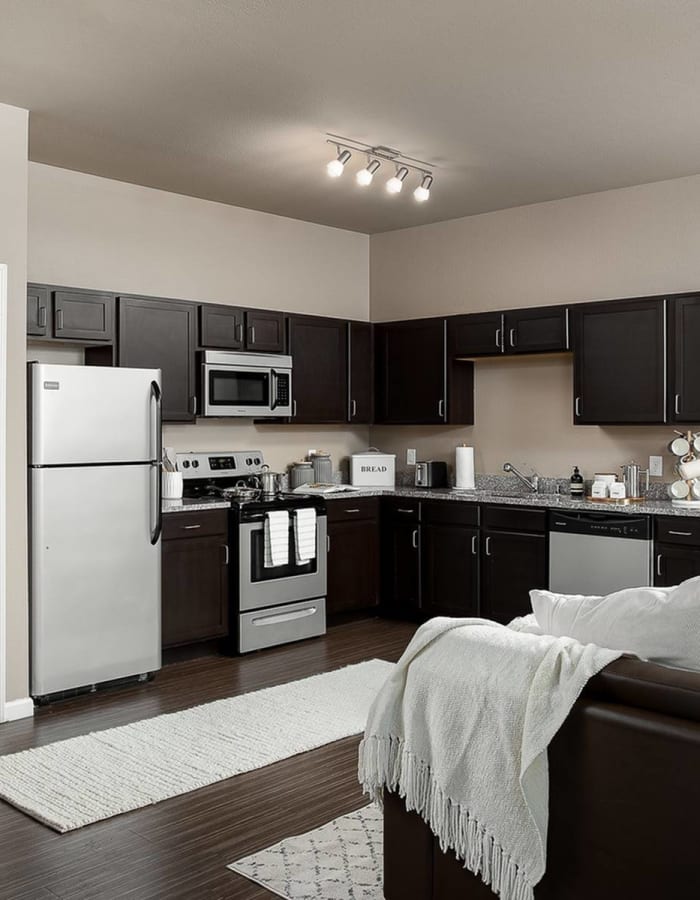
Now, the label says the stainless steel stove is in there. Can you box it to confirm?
[176,451,327,653]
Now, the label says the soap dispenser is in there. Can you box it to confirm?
[570,466,584,497]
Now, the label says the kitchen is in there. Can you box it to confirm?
[3,3,700,897]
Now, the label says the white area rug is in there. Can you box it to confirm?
[229,805,382,900]
[0,659,394,833]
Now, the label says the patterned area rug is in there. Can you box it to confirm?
[228,805,382,899]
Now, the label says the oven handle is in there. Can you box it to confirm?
[251,607,317,627]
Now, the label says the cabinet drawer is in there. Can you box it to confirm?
[482,504,547,533]
[422,500,479,527]
[326,497,379,523]
[383,497,421,521]
[656,517,700,547]
[162,509,228,540]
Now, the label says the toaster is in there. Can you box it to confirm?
[415,460,448,488]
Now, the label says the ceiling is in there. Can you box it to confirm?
[3,1,700,233]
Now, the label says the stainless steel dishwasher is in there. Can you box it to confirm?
[548,510,653,595]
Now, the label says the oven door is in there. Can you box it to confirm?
[238,514,327,611]
[203,363,272,416]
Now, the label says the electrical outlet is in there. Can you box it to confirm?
[406,448,417,466]
[649,455,664,477]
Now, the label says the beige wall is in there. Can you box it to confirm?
[370,175,700,477]
[1,104,29,703]
[28,163,371,467]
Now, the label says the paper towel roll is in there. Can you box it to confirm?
[455,446,475,489]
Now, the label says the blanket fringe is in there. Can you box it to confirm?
[359,735,534,900]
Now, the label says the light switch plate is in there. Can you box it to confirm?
[406,448,417,466]
[649,455,664,477]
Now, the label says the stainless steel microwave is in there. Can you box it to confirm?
[200,351,293,417]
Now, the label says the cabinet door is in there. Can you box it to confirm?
[349,321,373,423]
[504,306,569,354]
[118,296,197,422]
[448,312,504,356]
[327,518,379,614]
[422,522,479,618]
[245,310,285,352]
[200,304,245,349]
[53,290,115,342]
[382,521,421,615]
[375,319,446,424]
[162,534,229,647]
[572,298,666,424]
[288,315,348,423]
[654,543,700,587]
[481,530,547,624]
[27,284,49,336]
[669,295,700,424]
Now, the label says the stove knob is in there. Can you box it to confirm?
[182,460,190,469]
[254,457,261,465]
[246,457,252,466]
[192,460,199,468]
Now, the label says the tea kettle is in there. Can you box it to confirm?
[258,465,281,497]
[620,461,649,499]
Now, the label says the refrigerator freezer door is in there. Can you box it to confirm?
[30,464,161,696]
[30,363,161,465]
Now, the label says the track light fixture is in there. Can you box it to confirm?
[326,148,352,178]
[386,166,409,194]
[414,174,433,202]
[356,159,381,186]
[324,134,435,202]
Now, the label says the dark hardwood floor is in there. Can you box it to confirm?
[0,618,416,900]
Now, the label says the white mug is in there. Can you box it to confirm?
[162,470,184,500]
[677,458,700,481]
[692,480,700,501]
[668,480,690,499]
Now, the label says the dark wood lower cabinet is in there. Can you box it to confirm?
[327,499,379,615]
[480,529,548,624]
[421,502,480,618]
[161,510,229,648]
[654,543,700,587]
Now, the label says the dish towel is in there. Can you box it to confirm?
[293,508,317,564]
[359,616,621,900]
[264,511,289,568]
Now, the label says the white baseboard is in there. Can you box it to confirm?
[2,697,34,722]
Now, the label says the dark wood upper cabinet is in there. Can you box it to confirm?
[53,290,115,342]
[668,295,700,424]
[421,502,480,618]
[572,298,666,425]
[246,310,285,353]
[118,296,197,422]
[199,304,245,350]
[348,321,373,424]
[448,312,504,356]
[503,306,569,354]
[375,318,473,425]
[288,315,348,423]
[27,284,49,337]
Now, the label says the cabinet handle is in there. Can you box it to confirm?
[351,399,357,418]
[293,399,297,417]
[509,328,516,348]
[575,396,582,418]
[344,508,361,513]
[438,398,445,419]
[675,394,681,416]
[656,553,663,578]
[668,530,693,537]
[485,536,492,556]
[191,396,197,416]
[495,327,501,349]
[249,325,256,345]
[397,508,414,514]
[223,545,229,565]
[55,308,64,331]
[237,323,244,344]
[182,524,201,530]
[38,305,47,328]
[471,534,478,556]
[326,534,330,553]
[411,528,419,549]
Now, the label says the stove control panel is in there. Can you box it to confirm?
[175,450,265,479]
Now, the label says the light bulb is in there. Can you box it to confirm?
[386,166,409,194]
[413,174,433,202]
[356,159,381,186]
[326,148,351,178]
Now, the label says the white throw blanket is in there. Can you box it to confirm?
[359,617,621,900]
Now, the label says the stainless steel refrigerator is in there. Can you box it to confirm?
[28,362,162,698]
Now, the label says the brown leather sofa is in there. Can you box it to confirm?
[383,657,700,899]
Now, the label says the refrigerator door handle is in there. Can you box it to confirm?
[150,380,162,545]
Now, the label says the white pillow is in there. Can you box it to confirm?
[530,576,700,672]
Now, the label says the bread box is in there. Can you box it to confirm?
[350,450,396,487]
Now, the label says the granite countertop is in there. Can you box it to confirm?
[322,486,700,518]
[162,497,231,514]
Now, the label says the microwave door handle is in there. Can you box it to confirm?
[270,369,278,411]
